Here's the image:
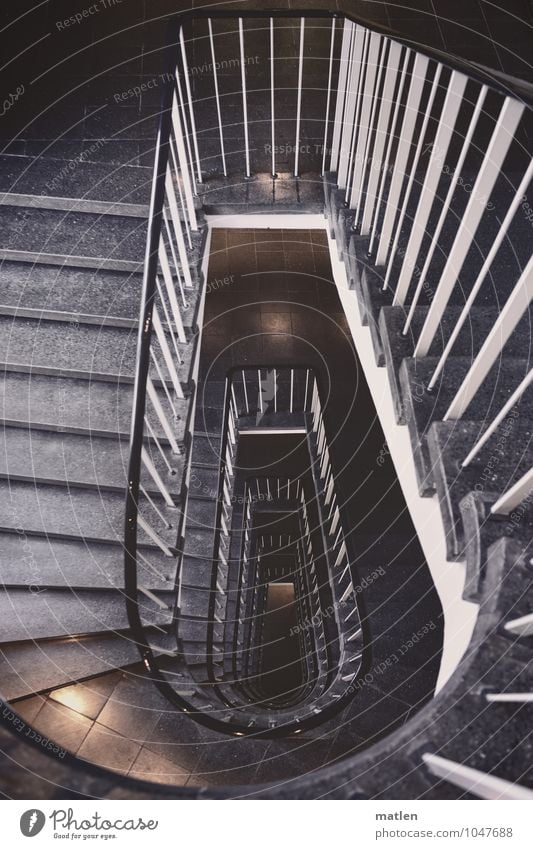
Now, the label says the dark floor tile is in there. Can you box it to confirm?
[32,701,93,753]
[77,724,142,773]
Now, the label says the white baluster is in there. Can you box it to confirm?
[375,53,430,267]
[294,17,305,178]
[208,18,227,176]
[422,753,533,800]
[445,254,533,419]
[414,97,526,356]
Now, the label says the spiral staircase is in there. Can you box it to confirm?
[0,3,532,799]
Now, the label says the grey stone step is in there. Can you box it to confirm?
[0,425,183,496]
[0,192,149,218]
[0,531,175,590]
[0,206,146,265]
[428,419,533,561]
[0,371,188,443]
[379,305,530,424]
[0,316,192,385]
[400,356,531,495]
[0,152,150,205]
[0,632,140,701]
[0,480,177,547]
[0,587,173,643]
[0,261,143,321]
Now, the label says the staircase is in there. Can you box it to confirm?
[0,5,532,801]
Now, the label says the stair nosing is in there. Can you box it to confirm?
[0,192,150,218]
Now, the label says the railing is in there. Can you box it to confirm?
[125,7,533,742]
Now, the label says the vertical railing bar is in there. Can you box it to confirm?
[414,96,526,357]
[155,276,184,368]
[258,368,263,413]
[443,254,533,420]
[491,467,533,516]
[141,446,176,507]
[208,18,227,176]
[170,92,198,224]
[360,40,402,235]
[330,19,353,173]
[270,17,275,177]
[369,47,410,254]
[374,53,430,267]
[393,69,469,307]
[162,207,187,304]
[242,369,250,414]
[145,415,175,475]
[157,242,187,345]
[290,369,294,413]
[344,27,370,197]
[322,17,336,177]
[337,24,361,189]
[168,133,193,248]
[239,18,251,178]
[402,84,488,333]
[428,158,533,388]
[137,514,173,557]
[165,168,194,289]
[294,17,305,178]
[174,72,198,197]
[382,63,443,290]
[462,368,533,468]
[152,305,185,399]
[353,36,388,220]
[179,27,203,183]
[147,366,181,430]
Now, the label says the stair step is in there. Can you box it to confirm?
[0,192,149,218]
[0,206,146,265]
[0,316,192,384]
[0,530,175,590]
[0,587,173,643]
[0,261,143,321]
[179,587,212,619]
[428,419,533,560]
[379,305,530,425]
[0,480,177,546]
[0,154,151,206]
[0,371,188,443]
[0,425,183,496]
[0,632,143,701]
[400,356,531,495]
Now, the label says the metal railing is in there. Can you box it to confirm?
[124,6,533,749]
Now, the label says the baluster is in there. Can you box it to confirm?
[337,25,365,189]
[382,63,444,290]
[429,159,533,388]
[294,17,305,178]
[208,18,227,176]
[179,27,202,183]
[359,40,403,235]
[414,97,526,356]
[369,47,411,253]
[444,254,533,419]
[321,18,337,176]
[375,53,431,267]
[239,18,251,178]
[330,20,353,172]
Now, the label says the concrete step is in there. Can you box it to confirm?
[0,425,183,496]
[0,480,177,547]
[0,153,151,206]
[400,356,531,495]
[0,531,175,591]
[379,305,531,424]
[0,316,192,385]
[0,260,143,321]
[0,370,188,443]
[0,631,177,702]
[198,173,325,214]
[0,587,173,643]
[428,419,533,560]
[0,206,146,266]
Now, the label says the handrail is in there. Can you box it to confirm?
[124,7,532,738]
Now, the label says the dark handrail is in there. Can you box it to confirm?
[124,7,532,739]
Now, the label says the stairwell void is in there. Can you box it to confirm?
[0,5,532,800]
